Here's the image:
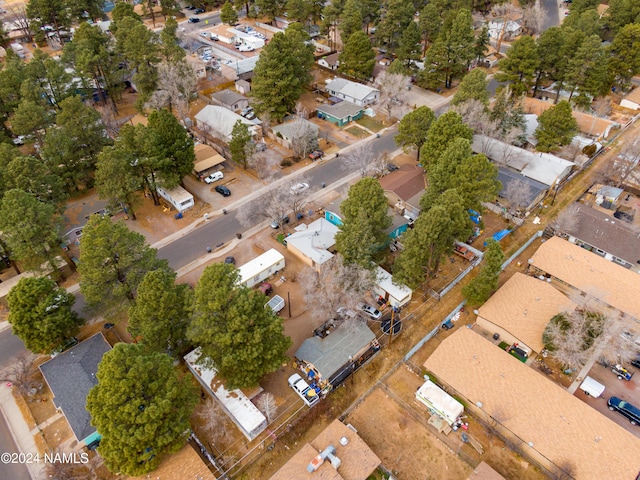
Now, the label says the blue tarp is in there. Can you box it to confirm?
[468,209,481,225]
[485,229,510,246]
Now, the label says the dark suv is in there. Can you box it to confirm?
[608,397,640,425]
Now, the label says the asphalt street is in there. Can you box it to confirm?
[157,128,399,270]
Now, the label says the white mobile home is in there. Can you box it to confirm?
[415,379,464,426]
[373,267,412,308]
[184,348,267,441]
[238,249,285,288]
[157,186,194,213]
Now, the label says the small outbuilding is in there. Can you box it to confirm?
[237,249,285,288]
[373,267,412,308]
[620,87,640,111]
[415,379,464,426]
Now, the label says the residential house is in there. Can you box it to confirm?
[130,445,217,480]
[524,98,618,142]
[1,257,71,307]
[184,348,267,441]
[316,101,363,126]
[295,321,379,389]
[194,105,258,143]
[39,333,113,448]
[325,78,380,107]
[318,52,340,70]
[271,118,319,149]
[185,54,207,78]
[528,236,640,321]
[476,273,577,355]
[554,202,640,273]
[496,167,548,211]
[285,218,339,269]
[379,164,426,219]
[424,328,640,480]
[472,135,575,187]
[621,87,640,110]
[211,89,249,113]
[487,20,522,40]
[269,419,380,480]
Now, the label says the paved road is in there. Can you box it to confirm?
[541,0,561,31]
[0,409,30,480]
[0,327,30,480]
[158,129,398,270]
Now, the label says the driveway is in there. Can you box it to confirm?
[574,363,640,438]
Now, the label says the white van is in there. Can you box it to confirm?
[579,376,605,398]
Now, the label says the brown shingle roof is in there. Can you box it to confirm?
[379,165,426,202]
[269,420,380,480]
[425,328,640,480]
[468,461,506,480]
[528,236,640,320]
[130,445,217,480]
[477,273,577,352]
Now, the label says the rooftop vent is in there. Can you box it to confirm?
[339,436,348,446]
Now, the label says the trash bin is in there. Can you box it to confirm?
[174,212,183,220]
[236,233,242,239]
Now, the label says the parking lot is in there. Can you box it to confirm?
[575,362,640,437]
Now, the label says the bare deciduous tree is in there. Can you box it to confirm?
[236,176,311,230]
[491,3,522,54]
[550,203,581,234]
[341,141,385,177]
[197,397,231,443]
[145,60,197,121]
[257,392,278,423]
[521,3,546,36]
[550,459,578,480]
[503,178,533,211]
[610,139,640,187]
[5,6,33,42]
[288,117,319,159]
[298,254,375,319]
[0,353,39,397]
[452,100,499,136]
[248,151,280,180]
[374,72,410,120]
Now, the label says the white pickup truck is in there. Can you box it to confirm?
[288,373,319,407]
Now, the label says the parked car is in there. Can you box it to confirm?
[188,17,200,23]
[632,355,640,369]
[386,163,399,172]
[308,149,324,160]
[215,185,231,196]
[103,323,115,330]
[361,304,382,320]
[290,182,310,195]
[238,44,255,52]
[194,7,205,13]
[245,111,256,120]
[608,396,640,425]
[204,171,224,184]
[241,106,253,117]
[270,215,290,229]
[13,135,26,145]
[186,5,196,9]
[612,364,633,381]
[224,256,235,264]
[258,282,273,295]
[210,33,219,41]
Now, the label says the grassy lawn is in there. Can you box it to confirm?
[356,116,384,132]
[344,125,368,137]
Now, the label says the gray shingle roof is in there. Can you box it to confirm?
[211,89,247,106]
[39,333,112,442]
[317,101,363,121]
[295,321,375,379]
